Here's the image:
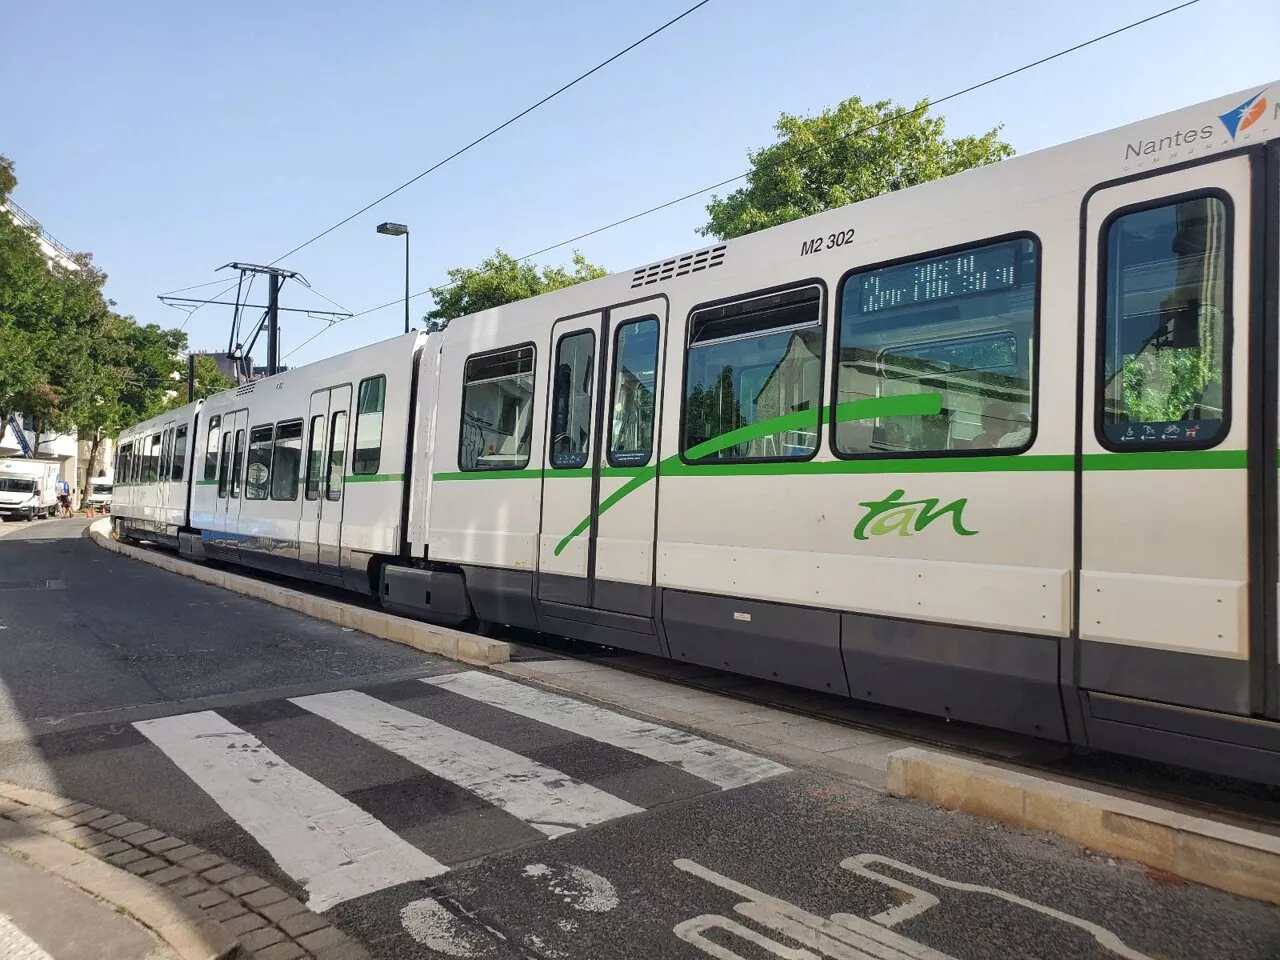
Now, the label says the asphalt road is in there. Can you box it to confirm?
[1,520,1278,960]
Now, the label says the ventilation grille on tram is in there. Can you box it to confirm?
[631,245,727,288]
[235,383,255,397]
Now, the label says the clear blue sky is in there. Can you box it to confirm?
[3,0,1277,367]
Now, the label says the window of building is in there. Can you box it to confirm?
[326,411,347,501]
[244,426,273,500]
[459,346,535,471]
[682,286,823,462]
[159,428,173,482]
[550,331,595,469]
[230,429,245,498]
[216,430,232,497]
[271,420,303,500]
[609,317,660,466]
[147,433,162,482]
[353,375,386,476]
[1098,195,1230,449]
[171,425,188,482]
[305,414,325,501]
[834,236,1039,457]
[204,416,221,481]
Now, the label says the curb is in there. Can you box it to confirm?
[88,519,510,669]
[886,746,1280,907]
[0,781,370,960]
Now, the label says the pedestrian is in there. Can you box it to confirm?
[56,478,72,518]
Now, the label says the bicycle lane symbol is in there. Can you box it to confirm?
[672,854,1158,960]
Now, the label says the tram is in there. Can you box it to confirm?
[114,81,1280,783]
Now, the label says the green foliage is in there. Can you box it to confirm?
[1121,348,1215,422]
[189,353,236,400]
[701,97,1014,241]
[0,154,196,445]
[426,249,608,324]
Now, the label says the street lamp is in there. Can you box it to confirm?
[376,222,410,334]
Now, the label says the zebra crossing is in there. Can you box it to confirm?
[133,671,789,913]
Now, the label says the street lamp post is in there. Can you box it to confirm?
[376,222,410,334]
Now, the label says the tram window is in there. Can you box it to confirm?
[834,237,1039,457]
[159,428,173,482]
[459,345,535,471]
[550,331,594,469]
[1098,195,1230,449]
[171,425,188,482]
[147,434,162,482]
[132,441,143,484]
[118,443,132,485]
[305,414,325,500]
[326,411,348,501]
[229,429,246,499]
[244,425,274,500]
[271,420,303,501]
[216,431,231,497]
[353,375,386,476]
[682,286,823,463]
[609,317,659,466]
[203,416,221,481]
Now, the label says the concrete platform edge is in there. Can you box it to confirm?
[87,519,510,668]
[0,785,236,960]
[886,746,1280,906]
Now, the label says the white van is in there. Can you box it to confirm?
[0,459,59,521]
[87,476,113,513]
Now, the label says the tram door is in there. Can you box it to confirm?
[536,298,667,652]
[301,385,351,577]
[1077,153,1260,717]
[212,409,248,556]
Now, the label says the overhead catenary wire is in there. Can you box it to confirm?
[286,0,1201,361]
[167,0,714,335]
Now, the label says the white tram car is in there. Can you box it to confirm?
[115,81,1280,782]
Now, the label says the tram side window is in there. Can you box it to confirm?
[1098,195,1229,448]
[550,332,594,469]
[353,375,386,476]
[132,442,143,484]
[244,426,274,500]
[171,425,188,482]
[326,411,348,501]
[204,416,221,481]
[147,434,162,482]
[229,429,246,498]
[160,428,173,482]
[216,430,232,498]
[682,286,823,462]
[305,415,325,500]
[609,317,660,466]
[271,420,303,501]
[118,443,132,485]
[834,237,1039,457]
[459,346,536,471]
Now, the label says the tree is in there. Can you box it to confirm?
[426,249,608,324]
[701,97,1014,241]
[188,353,236,401]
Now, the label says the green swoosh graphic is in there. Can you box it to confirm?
[552,392,941,556]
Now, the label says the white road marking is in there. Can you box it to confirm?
[133,710,447,912]
[675,858,955,960]
[400,898,491,958]
[522,863,619,912]
[838,855,1156,960]
[424,671,788,789]
[292,689,643,838]
[0,914,55,960]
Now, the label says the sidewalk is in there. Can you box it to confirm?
[0,837,177,960]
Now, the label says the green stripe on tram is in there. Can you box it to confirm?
[343,473,405,483]
[427,391,1249,557]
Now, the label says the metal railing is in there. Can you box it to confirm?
[3,199,75,260]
